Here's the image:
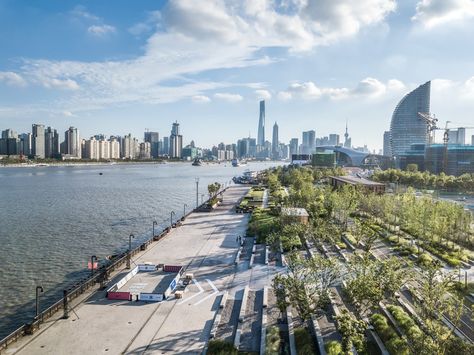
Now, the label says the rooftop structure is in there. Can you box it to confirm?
[330,175,385,194]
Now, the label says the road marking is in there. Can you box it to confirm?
[194,279,219,306]
[178,279,204,305]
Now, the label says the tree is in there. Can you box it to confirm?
[410,262,465,355]
[306,254,342,308]
[207,182,221,205]
[345,254,408,314]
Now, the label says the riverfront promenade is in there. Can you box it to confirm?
[7,186,260,355]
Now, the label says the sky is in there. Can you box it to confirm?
[1,0,474,150]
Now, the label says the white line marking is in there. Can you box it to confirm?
[194,291,219,306]
[206,279,218,292]
[178,279,204,305]
[194,279,219,306]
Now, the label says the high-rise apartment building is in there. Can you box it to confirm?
[63,127,81,158]
[383,131,392,157]
[144,131,159,158]
[44,127,59,158]
[390,81,430,157]
[32,124,45,158]
[257,100,265,146]
[162,136,170,156]
[328,134,340,146]
[272,122,279,160]
[19,133,32,156]
[302,130,315,154]
[0,129,19,155]
[169,121,183,158]
[289,138,299,156]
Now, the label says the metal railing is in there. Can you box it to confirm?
[0,188,229,352]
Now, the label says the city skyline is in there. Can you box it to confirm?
[1,1,474,150]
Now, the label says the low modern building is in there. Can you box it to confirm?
[330,176,386,194]
[425,144,474,176]
[281,207,309,225]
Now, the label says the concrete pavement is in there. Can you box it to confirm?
[7,186,256,355]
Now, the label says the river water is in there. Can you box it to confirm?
[0,161,281,338]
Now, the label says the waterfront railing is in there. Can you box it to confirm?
[0,188,229,353]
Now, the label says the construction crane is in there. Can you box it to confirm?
[417,112,439,143]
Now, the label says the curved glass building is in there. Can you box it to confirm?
[390,81,430,158]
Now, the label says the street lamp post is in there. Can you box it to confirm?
[195,178,199,209]
[35,285,44,321]
[170,211,175,228]
[152,220,158,239]
[127,234,135,269]
[183,203,187,218]
[90,255,97,277]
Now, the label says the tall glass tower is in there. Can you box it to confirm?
[390,81,430,157]
[257,100,265,146]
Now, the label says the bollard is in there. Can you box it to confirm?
[63,289,69,319]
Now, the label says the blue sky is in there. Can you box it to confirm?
[1,0,474,150]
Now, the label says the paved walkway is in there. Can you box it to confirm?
[7,186,252,355]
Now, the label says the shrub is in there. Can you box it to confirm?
[370,313,408,355]
[387,305,423,340]
[266,326,280,355]
[207,340,238,355]
[325,340,342,355]
[294,327,316,355]
[417,253,433,266]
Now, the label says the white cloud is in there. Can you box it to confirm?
[191,95,211,103]
[0,71,27,87]
[412,0,474,28]
[2,0,396,110]
[88,24,116,37]
[255,89,272,100]
[214,93,243,102]
[37,77,80,91]
[278,77,405,101]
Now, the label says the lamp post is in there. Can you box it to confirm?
[35,285,44,321]
[153,220,158,239]
[183,203,187,218]
[170,211,175,228]
[127,234,134,269]
[90,255,97,277]
[195,178,199,209]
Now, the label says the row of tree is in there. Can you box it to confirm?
[373,169,474,192]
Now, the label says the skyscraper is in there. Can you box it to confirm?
[257,100,265,146]
[144,131,159,158]
[390,81,430,157]
[302,130,315,154]
[272,122,279,160]
[44,127,59,158]
[170,121,183,158]
[383,131,392,157]
[32,124,45,158]
[289,138,299,156]
[328,134,340,146]
[64,127,81,158]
